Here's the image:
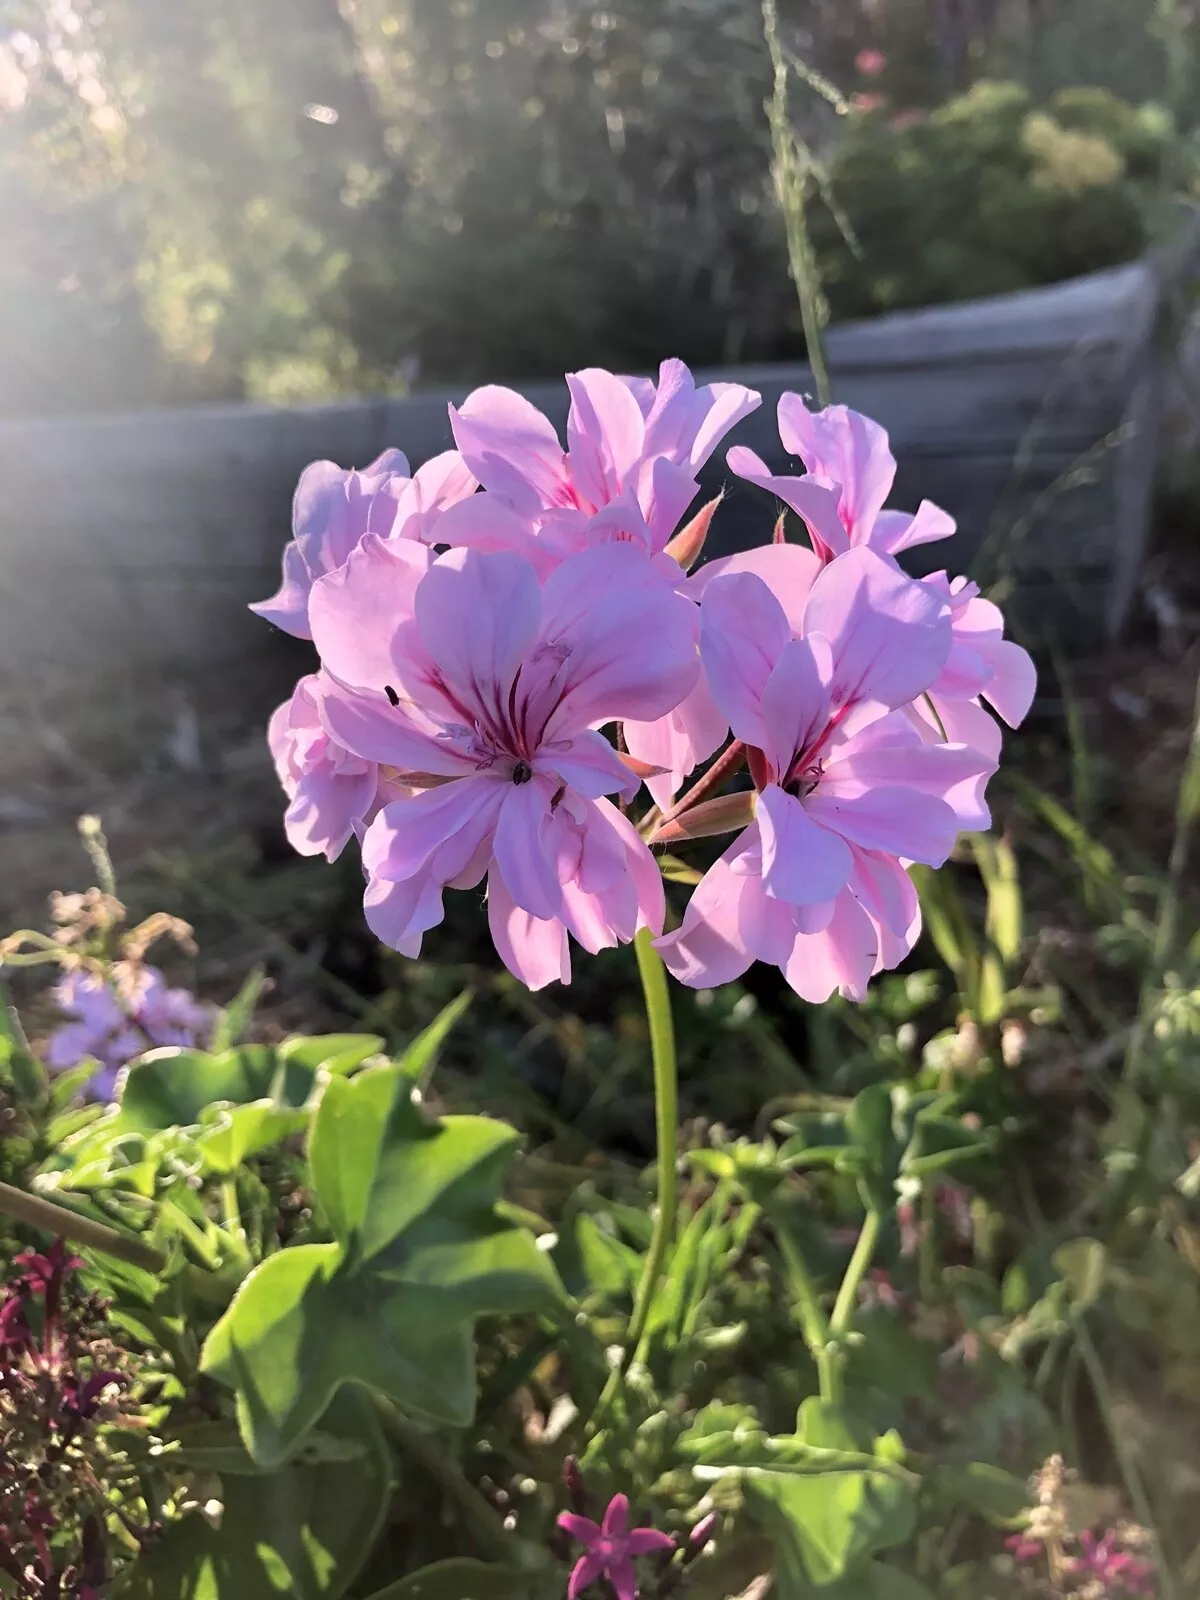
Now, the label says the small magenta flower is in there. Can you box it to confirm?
[1068,1530,1158,1597]
[558,1494,675,1600]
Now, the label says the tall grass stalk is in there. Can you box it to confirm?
[761,0,832,408]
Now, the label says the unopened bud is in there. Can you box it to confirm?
[562,1455,587,1514]
[685,1512,718,1561]
[649,789,755,846]
[664,494,723,572]
[772,511,787,544]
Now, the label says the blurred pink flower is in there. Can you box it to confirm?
[1068,1530,1157,1598]
[558,1494,674,1600]
[890,108,926,132]
[856,47,887,78]
[658,547,993,1000]
[252,448,476,639]
[268,673,380,861]
[852,92,885,112]
[309,537,699,986]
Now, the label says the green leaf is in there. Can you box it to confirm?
[931,1461,1029,1524]
[573,1212,641,1298]
[276,1033,385,1077]
[117,1046,281,1130]
[361,1560,560,1599]
[209,965,267,1051]
[201,1244,481,1465]
[203,1069,561,1466]
[695,1404,916,1587]
[846,1085,894,1176]
[195,1100,309,1175]
[1053,1237,1107,1312]
[393,990,473,1087]
[0,982,46,1105]
[739,1464,915,1587]
[118,1390,390,1600]
[161,1419,369,1475]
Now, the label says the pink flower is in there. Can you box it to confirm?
[658,547,994,1000]
[439,359,759,562]
[729,397,1035,762]
[856,47,887,78]
[1068,1530,1158,1598]
[252,448,476,639]
[268,674,381,860]
[852,92,885,112]
[308,536,699,987]
[558,1494,674,1600]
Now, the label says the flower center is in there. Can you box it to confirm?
[511,760,533,785]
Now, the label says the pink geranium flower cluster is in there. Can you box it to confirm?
[256,363,1034,997]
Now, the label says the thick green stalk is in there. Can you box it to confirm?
[587,928,679,1431]
[830,1206,881,1338]
[630,927,679,1365]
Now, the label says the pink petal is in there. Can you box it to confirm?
[758,635,833,779]
[450,385,571,512]
[567,1554,605,1600]
[726,445,846,561]
[686,542,821,635]
[871,499,956,555]
[640,360,760,469]
[823,723,996,834]
[803,547,951,715]
[601,797,667,936]
[309,533,432,693]
[979,638,1036,727]
[757,783,852,906]
[783,888,879,1002]
[538,730,640,800]
[777,397,895,540]
[318,678,476,776]
[566,368,647,506]
[428,492,552,570]
[492,774,562,919]
[626,1528,677,1556]
[393,449,477,539]
[284,765,377,861]
[362,780,504,883]
[656,843,755,988]
[602,1495,630,1536]
[623,670,728,808]
[557,1513,603,1545]
[487,870,571,988]
[636,456,701,552]
[806,785,959,866]
[251,540,316,639]
[416,548,542,707]
[736,859,832,964]
[914,695,1002,763]
[848,846,919,937]
[362,871,446,957]
[608,1558,639,1600]
[537,545,701,733]
[698,572,790,758]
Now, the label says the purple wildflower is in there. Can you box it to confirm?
[45,963,212,1101]
[558,1494,675,1600]
[1068,1530,1158,1598]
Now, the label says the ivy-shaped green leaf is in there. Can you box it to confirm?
[201,1063,563,1467]
[117,1390,390,1600]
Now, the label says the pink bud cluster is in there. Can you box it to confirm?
[256,362,1034,996]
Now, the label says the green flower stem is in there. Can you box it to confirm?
[376,1400,512,1563]
[0,1179,230,1304]
[830,1205,881,1340]
[629,927,679,1368]
[0,1179,165,1272]
[221,1177,245,1246]
[587,928,679,1432]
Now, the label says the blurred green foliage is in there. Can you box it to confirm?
[0,0,1196,415]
